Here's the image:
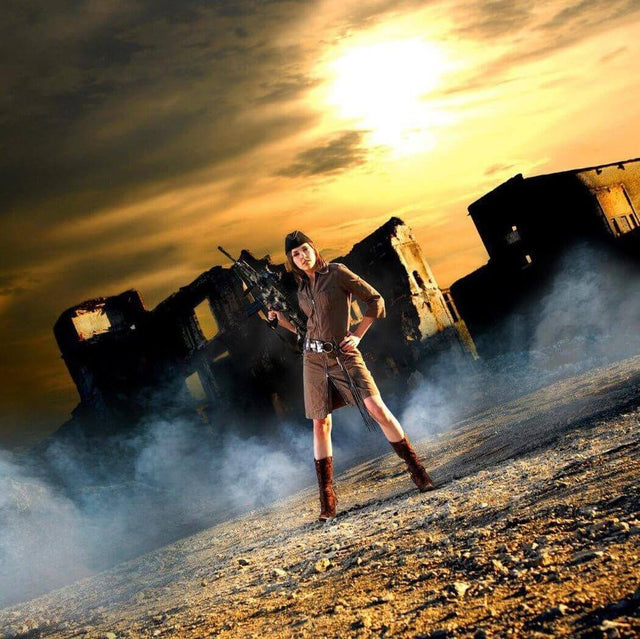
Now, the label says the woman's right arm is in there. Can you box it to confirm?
[267,309,298,334]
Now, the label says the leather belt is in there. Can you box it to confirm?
[303,337,336,353]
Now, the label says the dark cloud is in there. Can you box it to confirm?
[0,0,321,226]
[255,73,320,104]
[0,274,30,297]
[599,46,628,64]
[539,0,639,32]
[484,163,517,176]
[277,131,369,178]
[452,0,533,38]
[432,0,640,101]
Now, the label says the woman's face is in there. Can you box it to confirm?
[291,242,317,273]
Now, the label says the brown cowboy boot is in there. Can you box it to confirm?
[390,435,435,492]
[314,456,338,521]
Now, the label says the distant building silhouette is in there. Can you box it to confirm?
[451,157,640,357]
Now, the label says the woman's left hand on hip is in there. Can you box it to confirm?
[339,332,361,352]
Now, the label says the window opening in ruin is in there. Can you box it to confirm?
[594,184,637,237]
[523,254,533,267]
[413,270,426,290]
[194,300,219,340]
[506,227,521,245]
[214,350,230,362]
[185,371,207,401]
[72,306,112,341]
[442,290,460,322]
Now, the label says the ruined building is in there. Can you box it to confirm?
[451,157,640,357]
[54,218,475,433]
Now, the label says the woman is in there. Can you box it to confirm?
[268,230,435,521]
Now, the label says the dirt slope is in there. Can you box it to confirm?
[2,357,640,638]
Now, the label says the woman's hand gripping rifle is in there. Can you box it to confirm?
[218,246,306,350]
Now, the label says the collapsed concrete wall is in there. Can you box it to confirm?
[54,218,475,432]
[335,217,477,377]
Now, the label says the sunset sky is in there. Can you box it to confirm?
[2,0,640,447]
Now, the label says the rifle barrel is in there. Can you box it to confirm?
[218,246,236,263]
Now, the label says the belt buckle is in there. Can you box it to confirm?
[322,341,334,353]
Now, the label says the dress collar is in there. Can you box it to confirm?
[302,263,329,291]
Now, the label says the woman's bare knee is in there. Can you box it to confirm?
[364,396,387,422]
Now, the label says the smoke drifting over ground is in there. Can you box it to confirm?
[400,243,640,441]
[1,418,314,608]
[0,410,411,608]
[531,244,640,371]
[2,243,640,609]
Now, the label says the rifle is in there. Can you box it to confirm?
[218,246,306,348]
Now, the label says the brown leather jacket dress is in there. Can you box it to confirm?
[297,262,386,419]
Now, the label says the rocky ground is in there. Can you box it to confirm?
[2,356,640,638]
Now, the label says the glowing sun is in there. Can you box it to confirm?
[326,38,449,154]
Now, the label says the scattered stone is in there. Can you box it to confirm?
[571,550,605,564]
[372,593,395,604]
[527,550,552,567]
[238,557,251,566]
[608,521,630,535]
[343,556,363,569]
[534,604,569,622]
[272,568,288,579]
[201,580,208,587]
[591,623,621,639]
[491,559,509,576]
[314,558,332,573]
[351,612,372,629]
[449,582,470,598]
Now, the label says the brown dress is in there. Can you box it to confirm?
[297,263,386,419]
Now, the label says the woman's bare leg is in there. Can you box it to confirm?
[364,394,434,491]
[363,394,405,442]
[313,415,333,459]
